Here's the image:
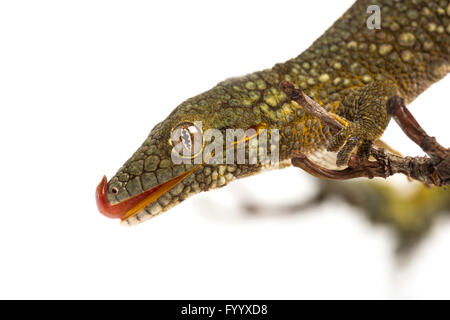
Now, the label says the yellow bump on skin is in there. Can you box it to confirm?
[291,67,299,74]
[389,52,399,62]
[343,79,351,86]
[407,9,419,20]
[226,166,236,173]
[268,109,277,121]
[264,93,278,108]
[347,41,357,50]
[259,103,270,114]
[217,176,226,187]
[369,44,377,53]
[256,80,266,90]
[218,165,226,175]
[358,43,367,51]
[447,3,450,16]
[379,44,393,55]
[423,40,434,51]
[245,81,256,90]
[401,50,413,62]
[249,91,260,101]
[422,7,432,17]
[276,110,284,119]
[307,78,316,85]
[437,26,444,33]
[437,7,445,15]
[432,63,449,78]
[278,91,287,102]
[302,62,310,69]
[390,22,400,32]
[272,88,286,103]
[362,75,372,83]
[300,82,307,89]
[398,32,415,47]
[281,103,293,114]
[224,173,234,182]
[242,99,252,107]
[333,62,342,69]
[350,62,359,72]
[318,73,330,83]
[427,22,437,32]
[270,87,280,96]
[332,77,342,85]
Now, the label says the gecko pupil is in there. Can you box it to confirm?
[171,122,203,158]
[181,128,192,151]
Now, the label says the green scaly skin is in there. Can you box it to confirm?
[105,0,449,225]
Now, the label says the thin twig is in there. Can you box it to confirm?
[280,80,343,131]
[387,96,450,185]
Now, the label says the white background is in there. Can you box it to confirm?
[0,0,449,299]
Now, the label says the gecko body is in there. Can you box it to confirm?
[96,0,449,225]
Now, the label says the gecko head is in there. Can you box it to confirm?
[96,82,278,226]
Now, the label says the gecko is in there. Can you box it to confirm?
[96,0,449,226]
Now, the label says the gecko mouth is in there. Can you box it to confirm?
[95,164,201,221]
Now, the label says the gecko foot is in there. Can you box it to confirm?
[327,81,395,167]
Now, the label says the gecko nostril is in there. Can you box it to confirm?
[111,187,118,194]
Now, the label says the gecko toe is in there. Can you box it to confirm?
[328,123,377,167]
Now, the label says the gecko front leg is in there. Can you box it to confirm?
[327,81,397,166]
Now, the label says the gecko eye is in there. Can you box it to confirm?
[170,122,203,158]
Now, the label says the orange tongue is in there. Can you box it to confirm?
[95,165,201,220]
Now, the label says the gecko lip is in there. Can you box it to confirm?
[96,165,201,221]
